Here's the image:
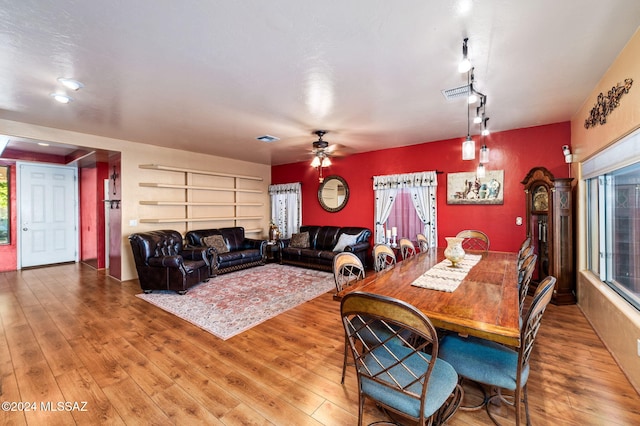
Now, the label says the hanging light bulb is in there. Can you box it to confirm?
[479,144,490,163]
[310,156,321,167]
[462,136,475,160]
[458,38,471,73]
[481,117,490,136]
[321,156,331,167]
[477,163,486,178]
[474,107,483,124]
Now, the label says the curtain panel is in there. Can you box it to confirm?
[268,182,302,239]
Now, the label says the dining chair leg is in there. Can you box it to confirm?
[341,335,348,384]
[458,378,488,411]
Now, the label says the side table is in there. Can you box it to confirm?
[265,241,281,263]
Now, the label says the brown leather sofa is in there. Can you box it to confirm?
[280,225,371,272]
[128,230,210,294]
[185,227,267,276]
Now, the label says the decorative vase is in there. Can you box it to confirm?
[269,224,279,241]
[444,237,466,267]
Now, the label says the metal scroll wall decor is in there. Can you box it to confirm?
[584,78,633,129]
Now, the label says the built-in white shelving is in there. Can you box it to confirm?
[138,164,265,234]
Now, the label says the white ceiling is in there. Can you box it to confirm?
[1,1,639,165]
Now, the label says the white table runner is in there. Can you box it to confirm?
[411,254,482,292]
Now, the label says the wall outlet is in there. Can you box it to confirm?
[516,216,523,226]
[129,219,138,227]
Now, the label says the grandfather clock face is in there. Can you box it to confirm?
[533,185,549,212]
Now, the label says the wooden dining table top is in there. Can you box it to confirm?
[334,247,521,347]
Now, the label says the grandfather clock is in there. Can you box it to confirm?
[522,167,576,305]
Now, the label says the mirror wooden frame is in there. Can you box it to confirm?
[318,175,349,212]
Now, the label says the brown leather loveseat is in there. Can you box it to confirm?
[280,225,371,272]
[185,227,267,276]
[128,229,211,294]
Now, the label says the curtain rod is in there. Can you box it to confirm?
[371,170,443,179]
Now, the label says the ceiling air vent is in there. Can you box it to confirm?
[256,135,280,143]
[441,84,471,100]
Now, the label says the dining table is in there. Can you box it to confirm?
[334,247,521,347]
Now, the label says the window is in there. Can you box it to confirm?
[0,166,9,245]
[373,171,438,248]
[385,189,423,243]
[585,129,640,310]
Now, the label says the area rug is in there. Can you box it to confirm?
[136,264,335,340]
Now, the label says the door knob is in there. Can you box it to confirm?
[22,227,28,231]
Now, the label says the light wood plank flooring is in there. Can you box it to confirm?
[0,263,638,425]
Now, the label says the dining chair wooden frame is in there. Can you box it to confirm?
[417,233,429,252]
[373,243,396,272]
[456,229,490,252]
[399,238,417,259]
[519,253,537,316]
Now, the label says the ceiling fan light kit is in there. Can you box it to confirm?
[310,130,334,183]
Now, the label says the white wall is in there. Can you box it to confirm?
[0,118,271,281]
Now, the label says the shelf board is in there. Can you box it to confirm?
[140,201,263,206]
[139,216,263,224]
[245,228,263,234]
[140,182,262,193]
[140,164,263,181]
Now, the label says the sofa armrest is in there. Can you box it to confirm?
[345,241,370,254]
[181,247,208,261]
[148,255,183,268]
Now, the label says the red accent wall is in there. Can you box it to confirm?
[271,122,571,253]
[79,162,109,269]
[0,165,17,272]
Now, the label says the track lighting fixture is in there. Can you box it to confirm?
[456,38,491,163]
[458,38,471,73]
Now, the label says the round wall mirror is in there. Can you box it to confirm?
[318,175,349,212]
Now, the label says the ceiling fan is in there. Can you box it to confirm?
[310,130,345,182]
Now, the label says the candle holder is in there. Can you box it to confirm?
[391,235,397,248]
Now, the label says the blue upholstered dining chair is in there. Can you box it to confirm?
[518,253,537,317]
[333,252,366,383]
[438,276,556,425]
[341,291,463,426]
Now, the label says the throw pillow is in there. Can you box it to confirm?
[290,232,310,248]
[203,235,229,253]
[333,232,361,252]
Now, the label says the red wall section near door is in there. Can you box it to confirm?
[0,165,17,272]
[271,122,571,253]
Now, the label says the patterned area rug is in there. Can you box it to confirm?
[136,263,335,340]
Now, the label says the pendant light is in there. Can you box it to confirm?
[462,66,475,160]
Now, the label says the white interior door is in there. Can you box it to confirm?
[18,162,78,268]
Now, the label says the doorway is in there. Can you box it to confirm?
[18,162,78,268]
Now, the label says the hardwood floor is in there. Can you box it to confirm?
[0,263,638,425]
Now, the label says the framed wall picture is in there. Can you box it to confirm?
[447,170,504,205]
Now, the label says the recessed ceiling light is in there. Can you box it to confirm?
[57,78,84,91]
[37,142,50,147]
[50,93,73,104]
[256,135,280,143]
